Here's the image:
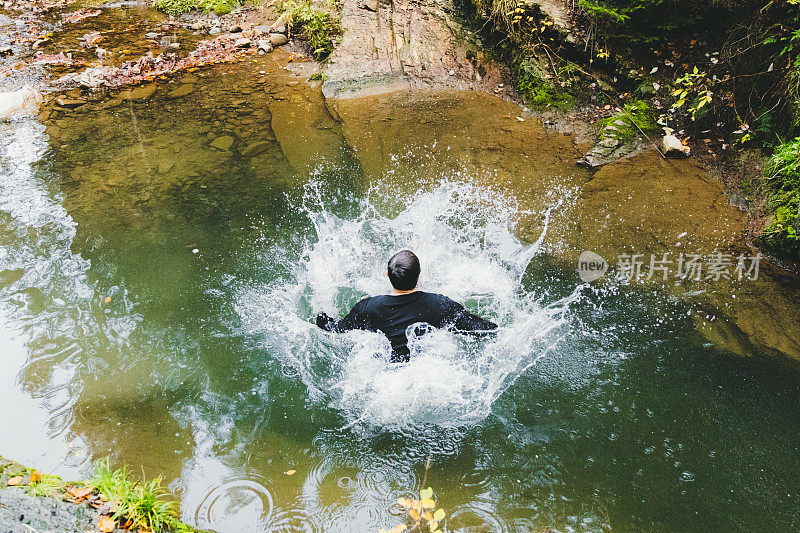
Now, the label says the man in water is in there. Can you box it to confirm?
[315,250,498,362]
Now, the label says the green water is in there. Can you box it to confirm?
[1,9,800,532]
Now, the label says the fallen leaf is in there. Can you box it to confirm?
[421,498,435,509]
[433,508,446,521]
[97,515,115,532]
[397,497,410,507]
[104,297,111,303]
[30,470,41,483]
[7,476,22,486]
[66,485,94,499]
[419,487,434,499]
[284,470,296,475]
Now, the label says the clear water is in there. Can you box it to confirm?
[1,23,800,533]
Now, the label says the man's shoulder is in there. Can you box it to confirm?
[418,291,459,307]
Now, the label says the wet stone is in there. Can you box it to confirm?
[55,97,87,108]
[269,33,289,47]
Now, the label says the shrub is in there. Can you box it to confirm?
[276,0,341,60]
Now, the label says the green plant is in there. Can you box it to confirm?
[90,459,188,533]
[382,486,447,533]
[672,66,714,121]
[514,56,574,111]
[760,136,800,259]
[599,99,658,142]
[153,0,236,16]
[276,0,341,60]
[26,472,65,497]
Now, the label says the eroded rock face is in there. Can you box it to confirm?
[323,0,504,98]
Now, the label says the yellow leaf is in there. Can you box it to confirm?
[434,508,446,521]
[104,297,111,303]
[409,509,420,521]
[429,521,438,530]
[424,511,433,521]
[30,470,41,484]
[392,526,407,533]
[284,470,296,475]
[397,497,409,507]
[421,498,435,509]
[7,476,22,486]
[379,529,388,533]
[97,515,115,533]
[419,487,434,499]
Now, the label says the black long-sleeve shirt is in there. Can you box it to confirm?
[316,291,498,362]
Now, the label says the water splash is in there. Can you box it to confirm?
[236,181,578,431]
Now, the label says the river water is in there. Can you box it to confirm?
[1,5,800,532]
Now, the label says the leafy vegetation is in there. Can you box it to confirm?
[514,55,574,111]
[760,137,800,260]
[276,0,341,60]
[598,100,658,142]
[381,486,447,533]
[91,459,191,533]
[153,0,237,16]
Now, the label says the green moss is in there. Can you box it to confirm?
[597,100,658,142]
[153,0,236,16]
[760,137,800,260]
[514,57,574,111]
[275,0,341,60]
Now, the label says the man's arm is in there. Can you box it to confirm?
[447,301,498,337]
[315,298,372,333]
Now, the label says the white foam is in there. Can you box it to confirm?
[236,181,577,431]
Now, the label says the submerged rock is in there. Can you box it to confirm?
[210,135,235,151]
[121,84,157,101]
[242,140,271,157]
[166,83,195,99]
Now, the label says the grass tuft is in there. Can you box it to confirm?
[90,459,191,533]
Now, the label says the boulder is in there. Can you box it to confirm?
[662,134,690,158]
[270,23,287,34]
[0,45,12,56]
[253,24,271,35]
[257,39,273,53]
[209,27,221,35]
[269,33,289,47]
[235,37,252,48]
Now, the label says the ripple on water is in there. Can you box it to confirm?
[192,473,275,533]
[447,501,513,533]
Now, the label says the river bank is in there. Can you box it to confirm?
[0,454,211,532]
